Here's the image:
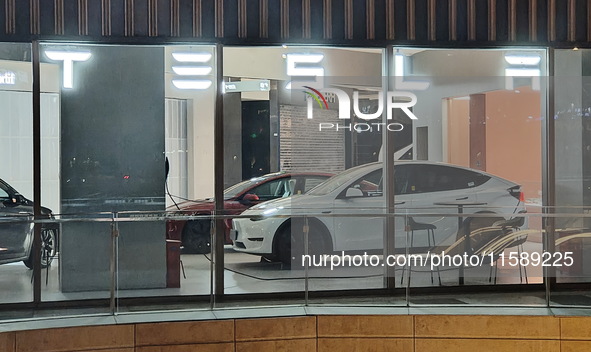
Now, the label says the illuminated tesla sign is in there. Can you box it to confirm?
[0,71,16,85]
[171,52,213,90]
[44,50,92,89]
[505,53,541,90]
[285,53,324,89]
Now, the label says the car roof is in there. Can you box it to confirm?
[335,160,516,185]
[254,171,334,180]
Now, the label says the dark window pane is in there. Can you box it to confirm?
[249,178,289,201]
[409,165,490,193]
[345,169,383,198]
[394,165,410,195]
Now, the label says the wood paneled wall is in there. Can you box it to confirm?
[0,0,587,45]
[3,314,591,352]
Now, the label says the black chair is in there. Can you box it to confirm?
[478,229,532,284]
[492,212,528,283]
[401,217,441,286]
[492,215,526,230]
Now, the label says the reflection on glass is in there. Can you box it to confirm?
[221,46,388,299]
[0,43,562,312]
[0,43,34,304]
[553,49,591,289]
[32,43,218,306]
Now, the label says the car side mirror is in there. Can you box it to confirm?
[3,195,21,206]
[345,187,364,198]
[242,193,260,203]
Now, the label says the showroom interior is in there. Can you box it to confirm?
[3,1,591,351]
[2,43,556,300]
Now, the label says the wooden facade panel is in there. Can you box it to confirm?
[393,0,407,40]
[415,338,560,352]
[317,315,413,338]
[109,0,125,37]
[415,315,560,340]
[235,316,316,342]
[1,0,8,34]
[136,320,234,346]
[560,317,591,340]
[137,344,233,352]
[13,0,29,37]
[62,0,79,36]
[15,325,134,352]
[562,341,591,352]
[0,2,583,47]
[0,332,15,352]
[236,339,316,352]
[318,337,413,352]
[8,316,591,352]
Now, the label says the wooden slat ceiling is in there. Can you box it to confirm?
[0,0,586,45]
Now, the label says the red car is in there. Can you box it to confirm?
[166,172,333,253]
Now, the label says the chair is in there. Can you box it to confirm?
[555,232,591,247]
[401,217,441,285]
[493,215,526,230]
[442,214,532,285]
[477,228,538,284]
[490,213,528,283]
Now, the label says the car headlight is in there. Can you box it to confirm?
[249,206,284,221]
[262,207,280,215]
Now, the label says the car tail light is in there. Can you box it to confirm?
[508,186,524,202]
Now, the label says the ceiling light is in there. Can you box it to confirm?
[172,66,212,75]
[172,52,212,63]
[172,79,212,90]
[504,54,541,66]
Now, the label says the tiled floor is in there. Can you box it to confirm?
[2,242,591,330]
[0,244,550,303]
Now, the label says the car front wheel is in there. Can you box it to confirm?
[23,228,58,269]
[182,219,212,254]
[275,220,330,266]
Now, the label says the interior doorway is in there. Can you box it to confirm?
[445,86,542,205]
[241,100,271,180]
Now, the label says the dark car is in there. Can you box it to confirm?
[0,178,58,269]
[166,171,333,253]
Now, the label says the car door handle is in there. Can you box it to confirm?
[322,211,332,214]
[395,201,406,205]
[455,197,469,200]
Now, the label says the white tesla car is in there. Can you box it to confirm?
[231,161,527,264]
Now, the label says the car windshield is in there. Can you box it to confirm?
[307,165,377,196]
[223,176,269,199]
[0,179,13,198]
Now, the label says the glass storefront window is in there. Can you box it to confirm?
[391,48,546,296]
[222,46,391,301]
[35,43,216,308]
[5,41,586,312]
[553,49,591,292]
[0,43,35,304]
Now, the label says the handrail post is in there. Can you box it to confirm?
[109,212,119,314]
[544,48,556,307]
[304,216,309,306]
